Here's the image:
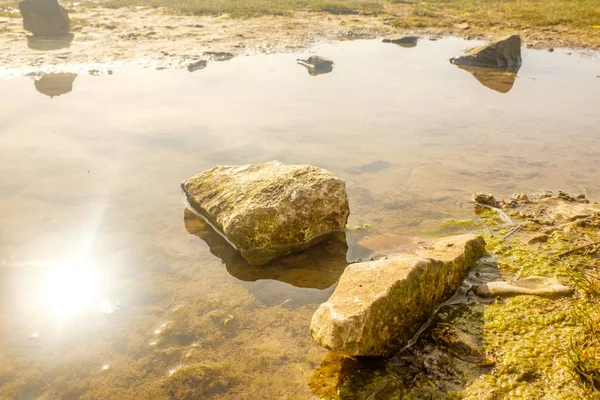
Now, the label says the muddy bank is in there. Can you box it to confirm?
[310,191,600,399]
[1,3,599,77]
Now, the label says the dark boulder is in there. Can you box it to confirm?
[450,34,522,68]
[19,0,70,36]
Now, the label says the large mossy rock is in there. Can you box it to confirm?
[310,234,486,356]
[181,161,350,266]
[19,0,70,36]
[450,34,522,68]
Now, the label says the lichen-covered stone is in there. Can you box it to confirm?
[450,34,522,68]
[181,161,350,265]
[310,234,486,356]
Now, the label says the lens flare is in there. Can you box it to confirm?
[40,258,101,319]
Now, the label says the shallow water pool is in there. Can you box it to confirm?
[1,37,599,399]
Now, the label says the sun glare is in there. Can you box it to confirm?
[41,258,102,319]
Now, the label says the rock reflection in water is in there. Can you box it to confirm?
[34,73,77,97]
[183,209,348,305]
[382,36,418,48]
[27,34,73,51]
[454,64,520,93]
[297,56,334,76]
[310,352,359,398]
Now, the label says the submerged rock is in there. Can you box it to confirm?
[184,207,348,292]
[450,34,522,68]
[297,56,334,76]
[431,324,486,363]
[474,276,572,297]
[382,36,418,48]
[19,0,70,36]
[181,161,350,266]
[357,233,423,254]
[310,234,486,356]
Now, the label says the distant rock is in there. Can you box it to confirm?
[450,34,522,68]
[27,33,73,50]
[474,276,572,297]
[297,56,334,76]
[18,0,70,36]
[181,161,350,266]
[382,36,418,48]
[203,51,234,61]
[310,234,486,356]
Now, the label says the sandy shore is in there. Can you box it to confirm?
[1,3,599,77]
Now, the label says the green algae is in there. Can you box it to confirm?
[458,196,600,399]
[331,194,600,400]
[421,218,482,236]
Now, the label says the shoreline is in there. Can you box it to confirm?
[1,5,599,77]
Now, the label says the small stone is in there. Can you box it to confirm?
[474,276,572,297]
[527,234,549,245]
[473,193,498,207]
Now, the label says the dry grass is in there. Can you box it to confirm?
[566,265,600,393]
[400,0,600,28]
[93,0,600,33]
[101,0,383,17]
[0,9,20,18]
